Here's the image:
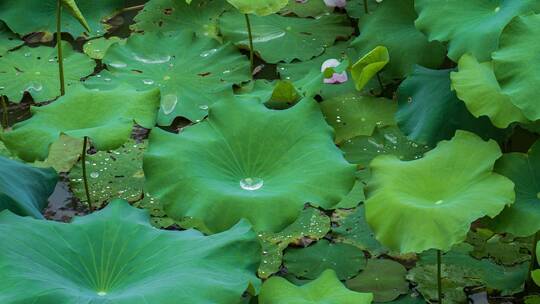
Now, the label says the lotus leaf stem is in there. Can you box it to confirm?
[81,136,93,211]
[437,250,443,303]
[364,0,369,14]
[1,96,8,129]
[56,0,65,96]
[244,14,255,74]
[376,72,384,92]
[527,231,540,286]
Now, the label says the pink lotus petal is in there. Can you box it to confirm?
[321,58,348,84]
[323,0,347,8]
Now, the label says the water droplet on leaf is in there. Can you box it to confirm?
[240,177,264,191]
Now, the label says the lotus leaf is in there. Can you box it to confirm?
[284,239,367,280]
[492,14,540,121]
[260,269,373,304]
[486,140,540,237]
[346,259,408,302]
[534,242,540,287]
[414,0,540,62]
[451,54,528,128]
[83,37,123,60]
[320,94,397,144]
[61,0,90,32]
[0,21,20,56]
[351,0,446,79]
[0,42,95,102]
[365,131,515,253]
[226,0,288,16]
[132,0,229,39]
[396,66,507,146]
[281,0,331,18]
[345,0,382,19]
[34,134,84,173]
[334,180,365,209]
[220,12,354,63]
[0,155,57,218]
[351,46,389,91]
[467,230,531,266]
[0,0,125,38]
[144,98,356,233]
[1,85,160,162]
[332,205,387,256]
[0,200,261,303]
[96,31,250,124]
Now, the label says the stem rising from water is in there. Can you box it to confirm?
[1,96,8,129]
[81,136,93,211]
[437,250,443,304]
[244,14,255,74]
[56,0,65,96]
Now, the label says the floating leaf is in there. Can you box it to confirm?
[132,0,229,39]
[83,37,123,60]
[0,42,95,102]
[467,230,531,266]
[451,54,528,128]
[34,134,84,173]
[485,140,540,237]
[0,21,20,56]
[414,0,540,61]
[365,131,515,253]
[351,0,446,78]
[320,94,396,144]
[284,240,367,280]
[0,155,57,218]
[259,269,373,304]
[0,0,125,38]
[226,0,288,16]
[346,259,408,302]
[0,200,261,303]
[2,85,160,162]
[144,98,356,233]
[220,11,353,63]
[69,140,146,209]
[92,31,249,125]
[281,0,332,18]
[493,14,540,121]
[351,46,389,91]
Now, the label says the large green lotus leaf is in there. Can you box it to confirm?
[281,0,331,18]
[396,66,507,146]
[451,54,528,128]
[346,259,408,302]
[0,200,261,303]
[365,131,515,253]
[1,85,160,162]
[95,31,250,124]
[320,94,397,144]
[259,207,331,279]
[0,42,95,102]
[340,126,430,168]
[220,11,354,63]
[144,98,356,233]
[0,0,125,38]
[414,0,540,62]
[332,205,387,256]
[485,140,540,237]
[226,0,288,16]
[0,21,20,56]
[351,0,446,79]
[132,0,229,39]
[70,140,146,209]
[260,269,373,304]
[0,155,57,218]
[493,14,540,121]
[345,0,382,19]
[284,239,367,280]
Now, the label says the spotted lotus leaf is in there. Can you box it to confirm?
[144,98,356,233]
[220,11,354,63]
[0,41,95,103]
[0,0,125,38]
[414,0,540,62]
[0,155,57,218]
[259,269,373,304]
[91,31,250,125]
[226,0,288,16]
[1,85,160,162]
[0,200,261,303]
[365,131,515,253]
[493,14,540,121]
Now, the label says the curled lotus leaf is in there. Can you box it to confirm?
[1,85,160,162]
[143,98,356,233]
[0,0,125,38]
[0,41,95,103]
[451,54,528,128]
[0,155,57,219]
[493,14,540,121]
[365,131,515,253]
[0,200,261,303]
[220,11,354,63]
[486,140,540,237]
[351,46,389,91]
[414,0,540,62]
[226,0,288,16]
[351,0,446,79]
[93,31,250,125]
[259,269,373,304]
